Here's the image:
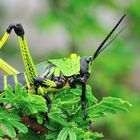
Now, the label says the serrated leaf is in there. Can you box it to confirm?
[69,128,77,140]
[57,127,69,140]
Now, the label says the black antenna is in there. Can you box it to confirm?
[91,14,126,62]
[97,26,126,56]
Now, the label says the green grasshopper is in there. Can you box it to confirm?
[0,14,125,119]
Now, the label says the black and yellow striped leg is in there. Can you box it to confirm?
[14,24,38,85]
[0,23,38,85]
[7,23,38,84]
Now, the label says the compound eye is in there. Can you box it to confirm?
[85,57,91,63]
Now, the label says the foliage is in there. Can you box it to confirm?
[0,0,139,139]
[34,1,140,139]
[0,84,131,139]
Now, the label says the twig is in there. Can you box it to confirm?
[20,114,48,133]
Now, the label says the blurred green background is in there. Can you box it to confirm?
[0,0,140,140]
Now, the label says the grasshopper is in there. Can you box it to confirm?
[0,14,126,119]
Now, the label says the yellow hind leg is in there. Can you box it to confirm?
[0,30,19,75]
[0,58,19,75]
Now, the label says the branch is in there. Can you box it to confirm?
[20,115,48,133]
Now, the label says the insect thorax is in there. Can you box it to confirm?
[34,54,91,91]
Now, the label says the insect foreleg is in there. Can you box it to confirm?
[42,93,52,120]
[69,74,89,120]
[44,94,52,113]
[81,81,87,120]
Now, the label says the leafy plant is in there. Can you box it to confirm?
[0,84,131,139]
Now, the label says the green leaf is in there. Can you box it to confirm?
[102,102,129,112]
[86,85,98,104]
[70,88,81,96]
[0,110,23,138]
[48,54,81,76]
[57,127,69,140]
[61,97,80,106]
[0,129,5,137]
[47,132,58,139]
[102,97,132,108]
[1,120,16,138]
[45,122,57,131]
[10,121,28,133]
[36,114,44,124]
[69,128,77,140]
[4,84,47,115]
[88,96,132,118]
[5,86,15,99]
[48,113,68,126]
[0,92,5,98]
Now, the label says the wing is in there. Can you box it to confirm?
[35,61,50,76]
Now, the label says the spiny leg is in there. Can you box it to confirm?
[0,59,19,75]
[13,24,38,84]
[0,23,38,85]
